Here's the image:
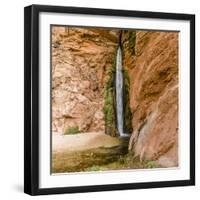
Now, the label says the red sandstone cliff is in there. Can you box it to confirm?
[52,27,119,133]
[122,31,178,167]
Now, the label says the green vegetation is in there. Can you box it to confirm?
[118,155,127,164]
[52,144,160,173]
[144,160,159,168]
[103,52,117,136]
[84,165,105,172]
[82,154,160,173]
[128,31,136,55]
[64,126,80,135]
[83,155,130,172]
[123,68,133,133]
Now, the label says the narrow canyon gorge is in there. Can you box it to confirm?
[52,26,178,172]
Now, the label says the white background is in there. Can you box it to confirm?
[0,0,199,199]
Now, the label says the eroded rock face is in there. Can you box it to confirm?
[52,27,119,133]
[122,31,178,167]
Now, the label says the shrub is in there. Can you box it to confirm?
[144,160,159,168]
[64,126,80,135]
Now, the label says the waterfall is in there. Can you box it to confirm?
[115,48,128,137]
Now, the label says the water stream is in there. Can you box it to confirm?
[116,48,128,137]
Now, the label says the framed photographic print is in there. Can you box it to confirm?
[24,4,195,195]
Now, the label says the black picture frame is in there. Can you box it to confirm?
[24,4,195,196]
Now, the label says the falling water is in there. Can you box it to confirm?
[115,47,127,137]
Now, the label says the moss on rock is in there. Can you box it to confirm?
[103,52,117,136]
[123,68,133,134]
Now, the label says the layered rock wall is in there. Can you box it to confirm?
[122,31,178,167]
[52,27,119,133]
